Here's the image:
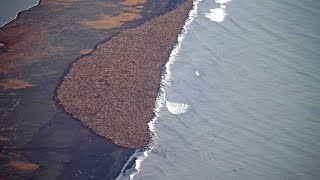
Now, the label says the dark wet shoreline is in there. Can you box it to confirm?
[24,108,135,179]
[0,0,190,179]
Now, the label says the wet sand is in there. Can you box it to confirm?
[0,0,181,179]
[57,0,193,149]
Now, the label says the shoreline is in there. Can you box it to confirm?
[117,0,202,178]
[0,0,40,27]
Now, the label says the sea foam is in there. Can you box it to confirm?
[166,101,189,114]
[205,0,231,22]
[215,0,231,4]
[205,8,227,22]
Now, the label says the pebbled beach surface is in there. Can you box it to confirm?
[57,0,193,149]
[0,0,190,179]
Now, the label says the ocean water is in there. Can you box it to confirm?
[118,0,320,179]
[0,0,39,27]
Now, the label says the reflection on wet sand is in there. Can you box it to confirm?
[9,161,39,171]
[0,78,33,89]
[79,0,145,29]
[0,136,10,142]
[120,0,146,6]
[80,13,142,29]
[0,24,52,73]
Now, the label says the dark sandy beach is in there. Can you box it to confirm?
[0,0,192,179]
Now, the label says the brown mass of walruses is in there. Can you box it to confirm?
[56,0,193,149]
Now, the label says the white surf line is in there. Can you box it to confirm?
[205,0,231,22]
[115,0,203,179]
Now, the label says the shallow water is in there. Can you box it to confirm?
[0,0,39,27]
[121,0,320,179]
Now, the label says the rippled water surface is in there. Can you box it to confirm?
[125,0,320,179]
